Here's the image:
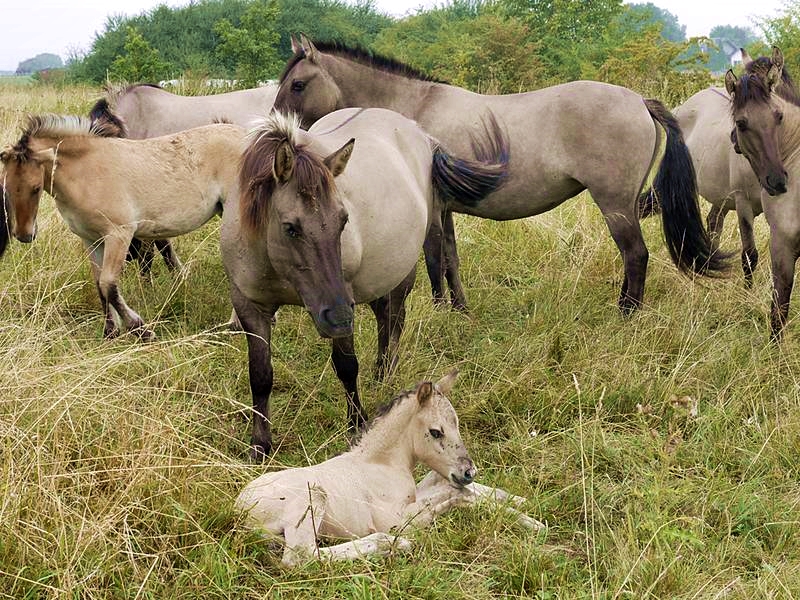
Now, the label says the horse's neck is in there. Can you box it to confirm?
[780,99,800,163]
[350,401,416,470]
[33,137,86,197]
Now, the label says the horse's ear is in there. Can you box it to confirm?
[273,141,295,184]
[323,138,354,177]
[725,69,737,96]
[299,33,319,62]
[768,46,785,91]
[416,381,433,406]
[741,47,753,67]
[435,368,459,396]
[290,35,302,55]
[0,148,11,164]
[32,148,56,164]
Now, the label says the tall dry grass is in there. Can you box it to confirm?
[2,81,800,598]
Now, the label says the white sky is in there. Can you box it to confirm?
[0,0,788,72]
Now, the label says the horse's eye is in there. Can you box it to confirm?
[429,429,443,439]
[776,111,784,123]
[283,223,301,239]
[736,119,748,132]
[32,184,42,194]
[291,80,306,93]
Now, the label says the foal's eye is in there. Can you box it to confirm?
[291,80,306,93]
[429,429,443,439]
[283,223,301,239]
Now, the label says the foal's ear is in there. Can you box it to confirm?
[0,148,11,164]
[741,47,753,68]
[416,381,433,406]
[299,33,319,62]
[32,148,56,164]
[290,35,302,55]
[324,138,355,177]
[725,69,737,96]
[435,368,459,397]
[767,46,785,91]
[273,140,295,184]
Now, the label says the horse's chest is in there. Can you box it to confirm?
[57,205,100,240]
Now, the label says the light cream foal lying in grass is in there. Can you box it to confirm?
[235,370,544,567]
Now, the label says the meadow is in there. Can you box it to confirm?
[2,81,800,599]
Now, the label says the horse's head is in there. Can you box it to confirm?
[725,47,789,196]
[240,113,355,338]
[0,139,51,243]
[274,35,342,129]
[410,370,477,487]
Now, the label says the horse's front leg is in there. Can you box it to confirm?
[331,335,367,435]
[98,230,154,341]
[230,285,276,459]
[769,230,799,341]
[369,267,416,380]
[84,239,119,338]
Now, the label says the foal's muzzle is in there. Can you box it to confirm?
[450,458,477,487]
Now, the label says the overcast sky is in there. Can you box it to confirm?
[0,0,788,72]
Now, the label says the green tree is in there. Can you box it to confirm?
[108,26,169,82]
[214,0,282,86]
[617,3,685,42]
[705,24,759,72]
[16,53,63,75]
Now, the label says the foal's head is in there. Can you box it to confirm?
[408,370,476,487]
[240,111,355,338]
[726,47,790,196]
[0,133,48,243]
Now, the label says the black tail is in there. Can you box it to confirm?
[88,98,128,138]
[0,185,9,258]
[645,98,731,276]
[432,111,509,206]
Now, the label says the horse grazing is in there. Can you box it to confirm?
[274,35,730,314]
[88,83,277,274]
[236,370,542,567]
[724,47,800,339]
[674,49,800,286]
[223,108,508,458]
[0,115,245,341]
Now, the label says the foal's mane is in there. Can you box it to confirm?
[3,114,118,163]
[239,111,337,231]
[280,40,446,85]
[352,387,415,445]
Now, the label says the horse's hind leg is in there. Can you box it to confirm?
[155,238,182,271]
[331,335,367,435]
[423,209,446,306]
[127,238,155,277]
[369,267,416,380]
[442,209,468,311]
[603,208,649,313]
[735,197,758,287]
[706,203,728,250]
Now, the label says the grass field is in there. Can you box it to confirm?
[2,82,800,599]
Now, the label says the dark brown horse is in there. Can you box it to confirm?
[725,47,800,338]
[273,36,730,315]
[0,185,9,258]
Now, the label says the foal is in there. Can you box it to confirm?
[236,370,543,567]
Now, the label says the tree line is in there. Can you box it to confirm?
[58,0,800,106]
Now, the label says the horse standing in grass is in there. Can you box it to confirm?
[223,108,508,457]
[0,185,9,258]
[88,83,278,274]
[236,370,542,567]
[274,35,730,313]
[725,47,800,338]
[674,50,800,286]
[0,115,245,341]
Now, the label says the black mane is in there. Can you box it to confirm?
[744,55,800,107]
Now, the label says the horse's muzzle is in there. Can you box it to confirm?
[14,231,35,243]
[764,172,788,196]
[313,303,355,338]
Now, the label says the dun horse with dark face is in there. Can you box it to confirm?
[224,108,507,457]
[1,115,245,341]
[725,47,800,338]
[274,36,730,314]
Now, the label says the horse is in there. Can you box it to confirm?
[0,115,246,341]
[724,47,800,339]
[235,370,543,567]
[273,35,730,314]
[0,185,9,258]
[88,83,278,274]
[223,108,508,458]
[673,49,800,287]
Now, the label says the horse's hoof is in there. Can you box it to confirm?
[249,444,271,462]
[392,536,413,553]
[132,327,156,342]
[103,327,121,339]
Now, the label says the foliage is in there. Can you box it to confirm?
[758,2,800,76]
[704,25,760,73]
[108,26,170,83]
[617,2,686,42]
[15,53,63,75]
[215,0,282,87]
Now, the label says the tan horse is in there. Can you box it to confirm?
[0,115,245,341]
[274,35,730,314]
[236,370,543,567]
[725,47,800,338]
[88,83,277,273]
[674,50,800,287]
[223,108,508,457]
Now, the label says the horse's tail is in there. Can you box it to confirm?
[88,98,128,138]
[645,98,731,276]
[431,111,509,206]
[0,186,9,258]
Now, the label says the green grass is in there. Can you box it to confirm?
[3,83,800,598]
